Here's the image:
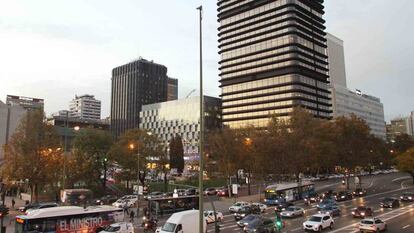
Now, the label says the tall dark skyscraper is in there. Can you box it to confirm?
[167,77,178,101]
[218,0,331,129]
[110,58,168,137]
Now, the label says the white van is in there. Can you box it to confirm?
[157,210,206,233]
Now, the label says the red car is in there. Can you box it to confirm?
[216,187,230,197]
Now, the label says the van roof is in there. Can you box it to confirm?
[167,210,200,223]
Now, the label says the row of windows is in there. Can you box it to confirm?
[222,74,328,95]
[223,106,294,121]
[224,118,274,128]
[219,0,256,15]
[223,100,294,114]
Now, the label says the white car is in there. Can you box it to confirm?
[280,206,305,218]
[204,211,224,224]
[303,214,334,232]
[252,203,267,213]
[99,222,134,233]
[359,218,387,232]
[112,195,137,208]
[229,202,250,213]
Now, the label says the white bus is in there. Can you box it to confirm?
[264,181,315,205]
[15,205,124,233]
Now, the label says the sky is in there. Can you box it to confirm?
[0,0,413,121]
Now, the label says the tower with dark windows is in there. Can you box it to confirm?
[218,0,331,128]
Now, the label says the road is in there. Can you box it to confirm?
[136,172,413,233]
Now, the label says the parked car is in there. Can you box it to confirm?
[99,222,134,233]
[280,206,305,218]
[25,202,59,214]
[334,191,353,202]
[234,205,261,220]
[400,192,414,202]
[352,206,373,218]
[204,211,224,224]
[229,202,250,213]
[243,218,276,233]
[353,188,367,197]
[252,203,267,213]
[184,188,198,196]
[274,201,294,212]
[302,214,334,232]
[204,187,217,196]
[318,205,341,217]
[146,192,164,199]
[216,187,230,197]
[359,218,387,232]
[236,214,261,228]
[380,197,400,208]
[316,199,337,210]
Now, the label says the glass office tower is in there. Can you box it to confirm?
[218,0,331,128]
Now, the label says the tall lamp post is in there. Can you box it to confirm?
[196,5,204,233]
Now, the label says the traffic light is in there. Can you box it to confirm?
[275,214,283,230]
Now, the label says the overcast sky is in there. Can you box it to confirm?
[0,0,413,121]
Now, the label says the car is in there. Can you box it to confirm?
[321,190,335,199]
[252,203,267,213]
[316,199,337,210]
[204,187,217,196]
[236,214,261,228]
[95,195,118,205]
[216,187,230,197]
[353,188,367,197]
[243,217,276,233]
[98,222,134,233]
[184,188,198,196]
[234,205,261,220]
[400,192,414,202]
[274,201,294,212]
[204,211,224,224]
[229,202,250,213]
[146,191,164,199]
[304,192,320,204]
[318,205,341,217]
[352,206,373,218]
[112,195,138,208]
[302,214,334,232]
[280,206,305,218]
[380,197,400,208]
[334,191,353,201]
[359,218,387,233]
[175,189,186,196]
[19,203,41,213]
[24,202,58,214]
[162,192,174,197]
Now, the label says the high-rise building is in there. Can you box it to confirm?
[6,95,44,110]
[326,33,386,139]
[408,111,414,136]
[69,94,101,120]
[111,58,169,137]
[386,117,411,142]
[218,0,331,129]
[167,77,178,101]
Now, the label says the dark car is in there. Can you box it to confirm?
[184,188,198,196]
[321,190,335,199]
[352,206,373,218]
[318,205,341,217]
[316,199,337,210]
[204,187,217,196]
[380,197,400,208]
[234,205,261,220]
[304,192,320,204]
[216,187,230,197]
[22,202,58,213]
[236,214,261,228]
[353,188,367,197]
[400,192,414,202]
[243,218,276,233]
[274,201,293,212]
[94,195,118,205]
[334,191,353,201]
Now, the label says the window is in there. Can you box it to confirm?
[323,216,330,221]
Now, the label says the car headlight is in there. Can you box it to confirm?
[361,212,365,216]
[352,211,355,215]
[400,196,404,199]
[234,213,237,216]
[236,221,240,225]
[360,192,363,195]
[341,196,345,198]
[241,214,246,217]
[409,197,412,200]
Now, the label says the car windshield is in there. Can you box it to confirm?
[242,215,257,221]
[383,198,393,201]
[285,207,295,211]
[234,203,242,206]
[403,192,413,196]
[357,206,366,211]
[322,206,333,210]
[161,222,176,232]
[361,220,374,224]
[309,216,322,222]
[104,226,121,232]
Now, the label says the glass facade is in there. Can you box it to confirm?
[218,0,331,128]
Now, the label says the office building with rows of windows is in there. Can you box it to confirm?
[217,0,331,128]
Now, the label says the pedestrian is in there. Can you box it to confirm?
[11,198,15,209]
[129,210,135,223]
[123,202,129,215]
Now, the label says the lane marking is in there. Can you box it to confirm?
[403,224,410,229]
[392,176,411,182]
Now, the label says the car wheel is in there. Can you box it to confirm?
[318,226,322,232]
[330,222,333,229]
[384,224,387,231]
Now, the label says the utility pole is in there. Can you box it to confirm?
[63,111,69,190]
[196,5,204,233]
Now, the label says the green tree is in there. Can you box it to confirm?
[109,129,162,190]
[395,148,414,184]
[2,109,61,202]
[169,135,185,174]
[69,128,113,194]
[392,134,414,154]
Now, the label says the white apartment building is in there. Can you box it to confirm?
[327,33,386,139]
[0,101,26,160]
[69,95,101,120]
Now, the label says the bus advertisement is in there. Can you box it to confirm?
[15,205,124,233]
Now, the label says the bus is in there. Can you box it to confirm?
[15,205,124,233]
[147,195,199,217]
[264,181,315,205]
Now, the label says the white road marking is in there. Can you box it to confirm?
[403,224,410,229]
[392,176,411,182]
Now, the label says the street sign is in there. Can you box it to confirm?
[232,184,238,195]
[133,185,144,195]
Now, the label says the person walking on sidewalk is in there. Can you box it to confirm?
[11,198,15,209]
[129,210,135,223]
